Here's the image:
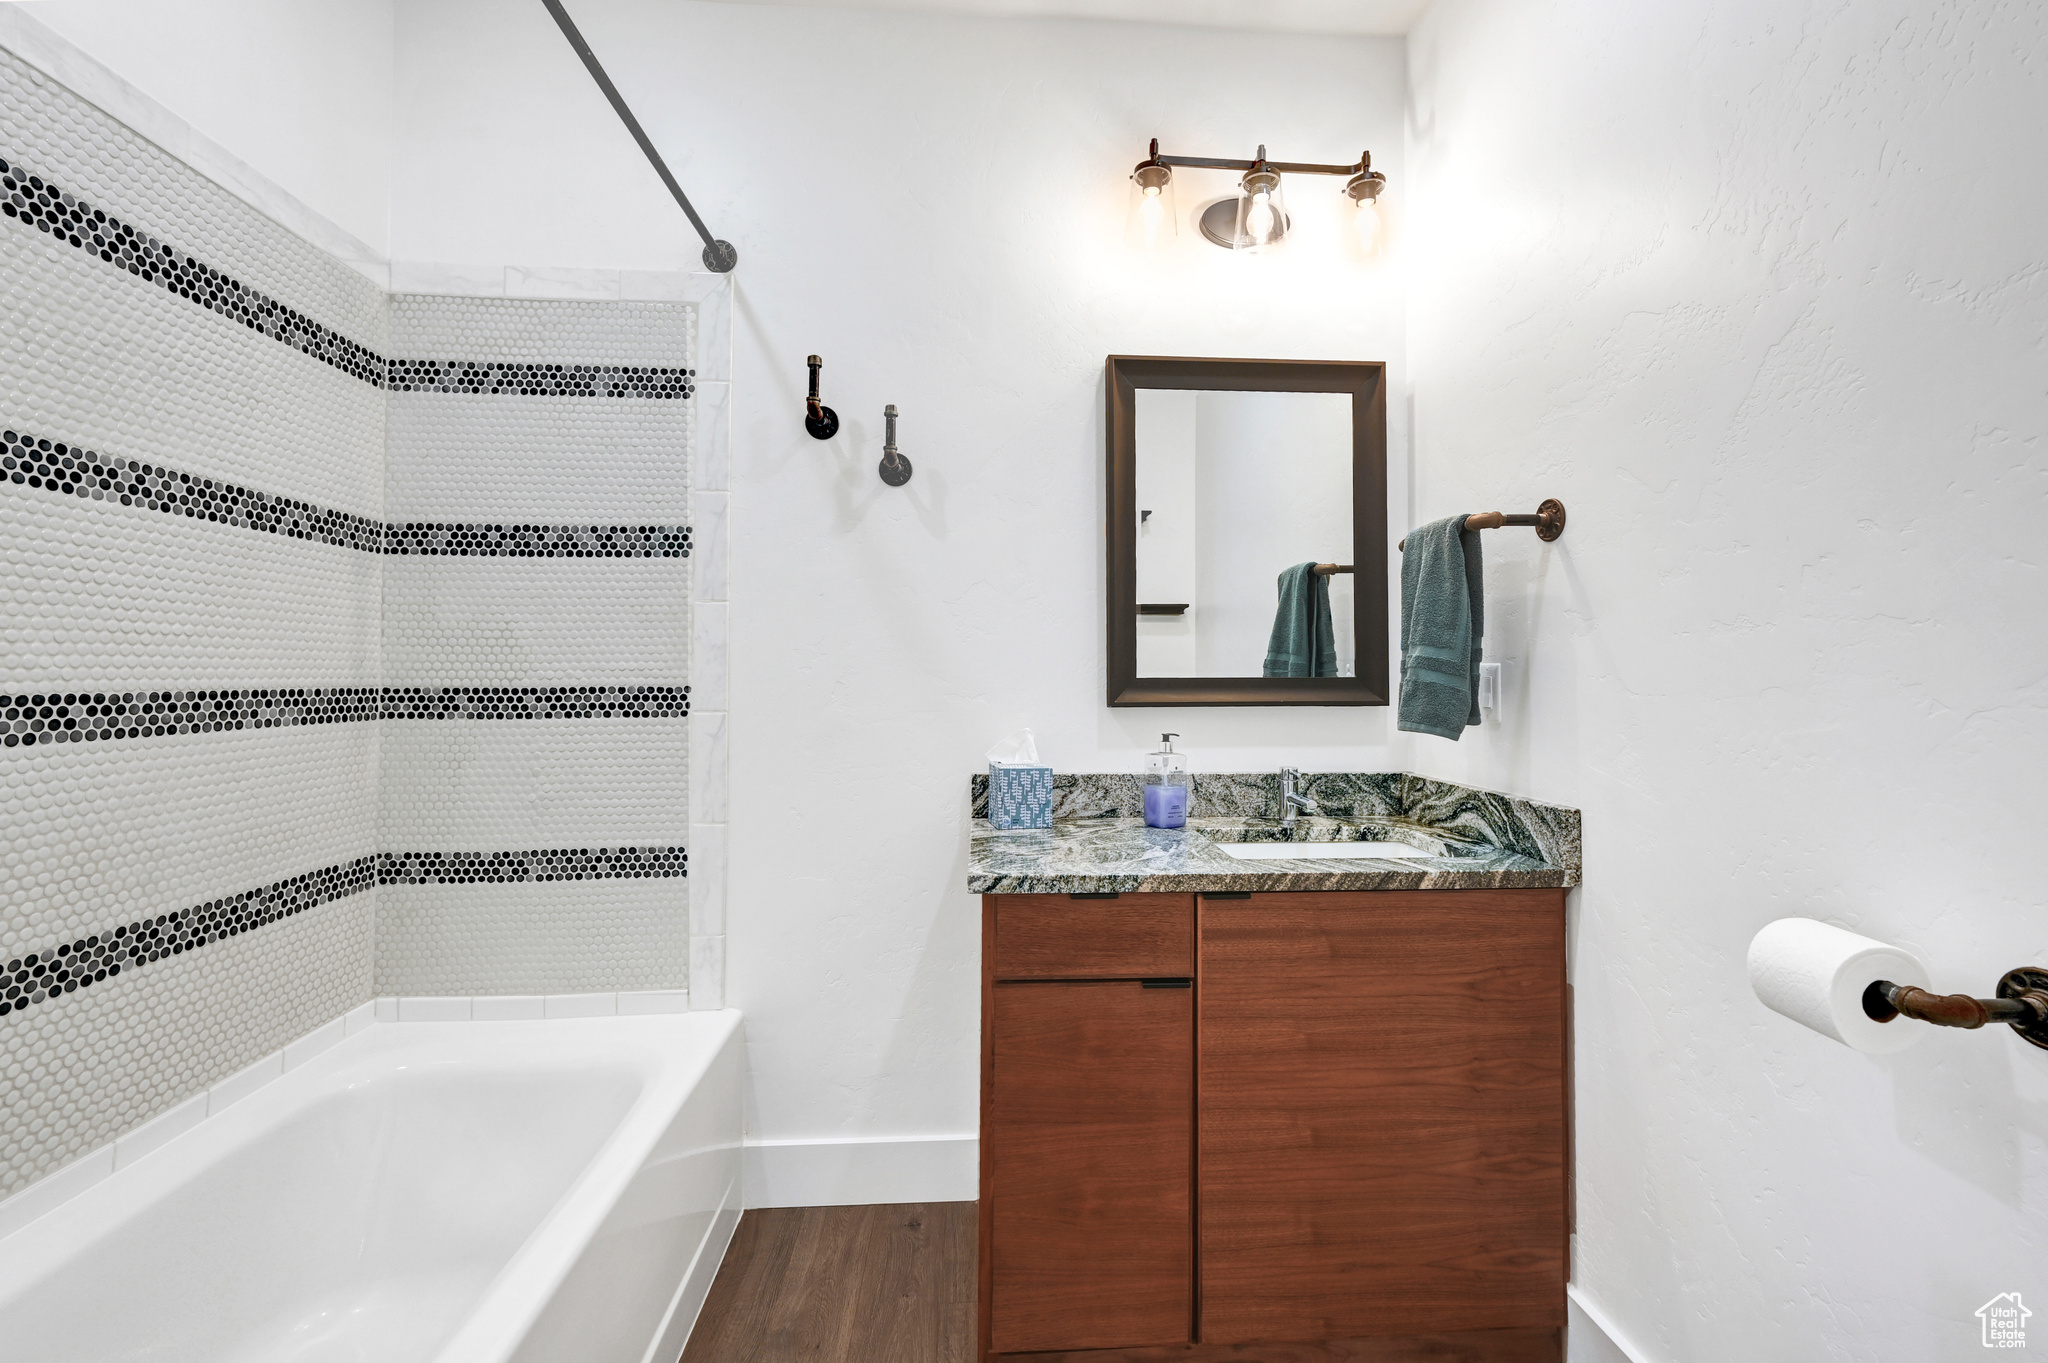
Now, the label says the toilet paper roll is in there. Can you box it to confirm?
[1747,917,1932,1054]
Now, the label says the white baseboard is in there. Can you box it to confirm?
[743,1134,977,1209]
[1569,1284,1655,1363]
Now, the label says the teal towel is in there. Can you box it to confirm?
[1398,516,1482,739]
[1263,562,1337,678]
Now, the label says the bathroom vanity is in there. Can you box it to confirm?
[968,773,1582,1363]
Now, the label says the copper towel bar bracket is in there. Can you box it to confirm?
[1398,498,1565,552]
[1864,968,2048,1050]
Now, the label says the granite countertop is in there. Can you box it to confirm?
[967,772,1581,895]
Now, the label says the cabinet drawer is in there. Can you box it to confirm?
[990,894,1194,979]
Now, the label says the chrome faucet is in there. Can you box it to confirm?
[1278,768,1318,828]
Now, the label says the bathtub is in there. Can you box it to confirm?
[0,1008,744,1363]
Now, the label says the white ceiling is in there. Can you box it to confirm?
[707,0,1433,37]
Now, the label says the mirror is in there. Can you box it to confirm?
[1106,356,1387,707]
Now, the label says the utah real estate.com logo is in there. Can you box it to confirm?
[1979,1293,2030,1350]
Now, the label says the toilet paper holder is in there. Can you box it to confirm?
[1863,968,2048,1050]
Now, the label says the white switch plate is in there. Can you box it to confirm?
[1478,662,1502,713]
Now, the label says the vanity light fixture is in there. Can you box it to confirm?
[1125,140,1386,255]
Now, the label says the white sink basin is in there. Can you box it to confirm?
[1217,841,1434,861]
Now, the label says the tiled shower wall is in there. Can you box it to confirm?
[0,48,386,1197]
[374,292,693,996]
[0,51,708,1198]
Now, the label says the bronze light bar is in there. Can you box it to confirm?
[1128,139,1386,254]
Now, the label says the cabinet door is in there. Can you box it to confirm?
[988,980,1193,1354]
[1199,890,1567,1344]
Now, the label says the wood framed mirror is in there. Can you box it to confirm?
[1106,355,1388,707]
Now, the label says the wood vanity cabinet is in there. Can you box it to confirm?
[979,889,1569,1363]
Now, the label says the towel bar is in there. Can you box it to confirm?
[1398,498,1565,551]
[1864,968,2048,1050]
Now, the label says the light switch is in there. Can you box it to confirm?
[1478,662,1502,713]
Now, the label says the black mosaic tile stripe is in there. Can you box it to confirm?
[3,688,379,748]
[1,155,385,387]
[379,847,688,884]
[3,154,696,396]
[5,427,690,558]
[5,428,383,551]
[0,846,688,1019]
[381,686,690,720]
[0,856,378,1019]
[3,686,691,747]
[384,522,692,557]
[388,361,692,400]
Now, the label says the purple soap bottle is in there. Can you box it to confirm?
[1143,733,1189,829]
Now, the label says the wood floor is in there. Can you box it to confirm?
[681,1202,977,1363]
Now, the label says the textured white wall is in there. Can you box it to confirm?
[388,0,1408,1163]
[20,0,394,254]
[1406,1,2048,1358]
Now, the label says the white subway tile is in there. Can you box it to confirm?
[374,997,400,1024]
[691,602,728,711]
[689,935,725,1010]
[688,274,732,381]
[343,1000,378,1036]
[505,265,622,299]
[208,1051,284,1115]
[388,259,506,296]
[0,1145,115,1241]
[618,990,692,1015]
[543,992,619,1019]
[282,1016,346,1071]
[693,492,728,603]
[620,269,694,301]
[397,996,473,1022]
[472,994,546,1021]
[112,1093,207,1170]
[689,822,727,936]
[693,381,729,492]
[689,711,729,823]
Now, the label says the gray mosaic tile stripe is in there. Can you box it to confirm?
[4,428,690,559]
[2,154,385,385]
[1,846,689,1020]
[4,154,693,397]
[388,360,692,399]
[0,856,379,1019]
[5,686,691,748]
[4,688,377,748]
[379,847,688,885]
[380,686,690,720]
[384,522,691,558]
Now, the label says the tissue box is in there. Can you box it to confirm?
[988,762,1055,830]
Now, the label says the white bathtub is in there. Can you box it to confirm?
[0,1009,744,1363]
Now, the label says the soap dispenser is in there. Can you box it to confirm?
[1144,733,1190,829]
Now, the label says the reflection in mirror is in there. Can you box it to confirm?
[1133,389,1354,678]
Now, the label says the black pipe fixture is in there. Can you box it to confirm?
[804,355,838,439]
[541,0,738,273]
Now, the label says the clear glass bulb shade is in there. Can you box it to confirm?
[1353,196,1382,252]
[1124,167,1177,249]
[1231,172,1287,253]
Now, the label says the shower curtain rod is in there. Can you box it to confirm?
[540,0,738,273]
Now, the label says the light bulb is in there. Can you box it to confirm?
[1353,197,1381,251]
[1246,191,1276,244]
[1135,187,1164,244]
